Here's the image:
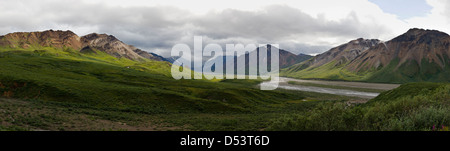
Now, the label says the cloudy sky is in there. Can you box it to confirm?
[1,0,450,57]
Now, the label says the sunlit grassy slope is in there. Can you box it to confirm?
[282,56,450,83]
[282,60,371,81]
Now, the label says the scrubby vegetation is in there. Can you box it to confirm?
[269,83,450,131]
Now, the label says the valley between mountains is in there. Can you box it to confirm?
[0,28,449,131]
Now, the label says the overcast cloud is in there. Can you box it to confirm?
[1,0,450,57]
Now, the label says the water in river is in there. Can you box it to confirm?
[261,77,400,99]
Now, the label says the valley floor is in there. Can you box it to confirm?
[280,77,400,90]
[0,92,358,131]
[0,98,180,131]
[1,82,448,131]
[1,50,363,131]
[263,77,400,99]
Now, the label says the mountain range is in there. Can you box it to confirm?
[208,45,312,74]
[283,28,450,83]
[0,30,310,70]
[0,30,166,61]
[1,28,449,84]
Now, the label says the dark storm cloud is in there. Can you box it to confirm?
[0,0,389,56]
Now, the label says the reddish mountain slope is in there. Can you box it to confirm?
[0,30,164,61]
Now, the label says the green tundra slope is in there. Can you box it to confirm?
[270,82,450,131]
[282,56,450,83]
[282,60,372,81]
[0,30,330,130]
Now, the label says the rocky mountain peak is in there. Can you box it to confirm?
[81,33,119,42]
[79,33,144,60]
[0,30,82,49]
[304,38,382,68]
[392,28,450,43]
[0,30,166,62]
[348,38,381,48]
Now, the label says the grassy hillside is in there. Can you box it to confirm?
[282,56,450,84]
[0,48,313,113]
[366,57,450,83]
[282,60,372,81]
[269,82,450,131]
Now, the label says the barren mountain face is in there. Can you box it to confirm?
[300,38,381,69]
[346,28,450,72]
[80,33,144,60]
[0,30,163,61]
[0,30,82,50]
